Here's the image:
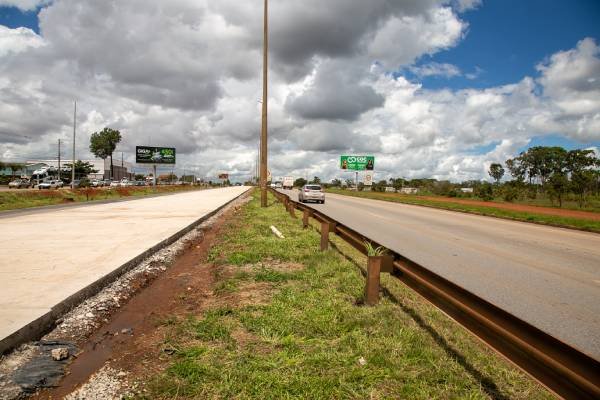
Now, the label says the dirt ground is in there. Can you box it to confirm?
[406,194,600,221]
[28,196,249,399]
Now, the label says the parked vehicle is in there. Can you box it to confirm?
[298,184,325,204]
[120,178,132,187]
[71,179,90,188]
[103,179,112,186]
[91,179,102,187]
[283,176,294,190]
[134,180,146,186]
[110,181,120,187]
[38,180,61,190]
[8,179,30,189]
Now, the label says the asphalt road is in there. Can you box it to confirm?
[0,186,249,345]
[281,189,600,360]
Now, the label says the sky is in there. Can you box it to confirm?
[0,0,599,182]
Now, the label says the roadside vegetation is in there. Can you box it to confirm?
[0,185,207,212]
[143,190,551,399]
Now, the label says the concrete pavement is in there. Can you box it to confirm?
[0,186,249,349]
[283,189,600,360]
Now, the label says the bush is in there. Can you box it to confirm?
[476,182,494,201]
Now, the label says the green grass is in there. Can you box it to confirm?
[143,190,552,400]
[0,185,208,212]
[327,188,600,233]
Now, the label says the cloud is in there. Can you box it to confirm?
[409,62,461,78]
[285,60,385,121]
[1,0,599,183]
[0,0,50,11]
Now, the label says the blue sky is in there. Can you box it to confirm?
[413,0,600,90]
[0,5,39,33]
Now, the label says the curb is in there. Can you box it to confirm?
[0,188,251,355]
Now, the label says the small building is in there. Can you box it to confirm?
[460,188,474,193]
[400,187,418,194]
[385,186,396,192]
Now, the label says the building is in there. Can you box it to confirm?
[460,188,474,193]
[400,187,418,194]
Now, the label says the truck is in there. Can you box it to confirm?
[282,176,294,190]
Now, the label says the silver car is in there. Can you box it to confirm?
[298,184,325,204]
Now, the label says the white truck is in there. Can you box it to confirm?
[282,176,294,190]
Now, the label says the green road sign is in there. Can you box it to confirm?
[340,155,374,171]
[136,146,176,164]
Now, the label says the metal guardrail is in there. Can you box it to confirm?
[269,188,600,400]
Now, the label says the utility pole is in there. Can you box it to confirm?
[57,139,61,182]
[71,101,76,188]
[121,152,124,180]
[260,0,268,207]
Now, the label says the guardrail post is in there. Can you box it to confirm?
[302,209,312,228]
[365,255,394,305]
[288,202,297,218]
[320,222,336,251]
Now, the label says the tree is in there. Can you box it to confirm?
[330,178,341,187]
[310,176,321,184]
[294,177,307,188]
[488,163,505,184]
[389,178,405,191]
[344,179,354,188]
[566,149,599,207]
[89,127,122,179]
[64,161,99,179]
[548,173,569,207]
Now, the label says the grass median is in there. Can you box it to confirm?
[326,188,600,233]
[143,190,551,399]
[0,185,207,212]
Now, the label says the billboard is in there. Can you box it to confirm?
[340,155,374,171]
[136,146,176,164]
[218,173,229,180]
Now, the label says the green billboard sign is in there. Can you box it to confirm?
[136,146,176,164]
[340,155,374,171]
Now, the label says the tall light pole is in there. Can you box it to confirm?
[260,0,269,207]
[71,101,76,188]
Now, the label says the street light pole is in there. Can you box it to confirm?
[260,0,268,207]
[71,101,76,189]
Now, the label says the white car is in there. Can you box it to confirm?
[298,184,325,204]
[38,180,62,190]
[110,181,120,187]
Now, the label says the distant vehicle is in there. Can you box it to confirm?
[120,178,132,187]
[282,176,294,190]
[91,179,103,187]
[134,180,146,186]
[38,180,61,190]
[270,182,283,188]
[8,179,30,189]
[110,181,120,187]
[102,179,111,186]
[298,184,325,204]
[71,179,90,188]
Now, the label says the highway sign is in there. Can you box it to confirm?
[136,146,176,164]
[340,155,374,171]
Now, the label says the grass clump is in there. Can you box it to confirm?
[145,190,552,400]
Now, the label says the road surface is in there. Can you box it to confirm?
[0,186,249,347]
[282,189,600,360]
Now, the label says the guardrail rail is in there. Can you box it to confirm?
[269,188,600,400]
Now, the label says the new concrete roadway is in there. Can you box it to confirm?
[0,186,249,350]
[281,189,600,360]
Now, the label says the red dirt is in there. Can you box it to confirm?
[32,201,243,399]
[412,195,600,221]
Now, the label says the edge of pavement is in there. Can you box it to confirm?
[0,187,252,355]
[0,186,232,219]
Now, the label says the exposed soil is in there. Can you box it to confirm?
[367,192,600,221]
[27,195,251,399]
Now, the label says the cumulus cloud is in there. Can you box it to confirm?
[409,62,461,78]
[0,0,49,11]
[1,0,599,183]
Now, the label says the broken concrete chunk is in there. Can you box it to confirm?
[51,348,69,361]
